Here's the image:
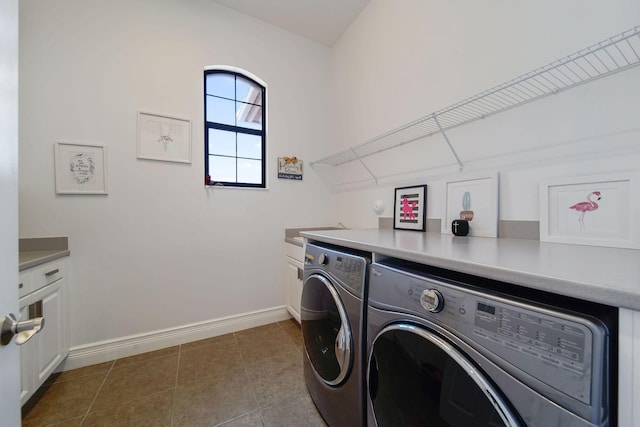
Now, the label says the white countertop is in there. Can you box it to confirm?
[301,228,640,311]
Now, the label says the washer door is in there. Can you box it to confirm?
[301,273,352,386]
[369,323,521,427]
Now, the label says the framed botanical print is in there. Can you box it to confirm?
[54,142,108,195]
[442,172,499,237]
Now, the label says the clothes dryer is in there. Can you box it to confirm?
[301,242,370,427]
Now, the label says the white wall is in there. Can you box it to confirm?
[327,0,640,228]
[18,0,640,354]
[19,0,334,348]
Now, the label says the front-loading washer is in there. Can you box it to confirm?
[301,242,370,427]
[367,258,617,427]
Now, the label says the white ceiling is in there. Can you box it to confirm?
[214,0,370,46]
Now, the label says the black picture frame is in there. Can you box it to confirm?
[393,185,427,231]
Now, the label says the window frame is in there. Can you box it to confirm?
[204,66,267,189]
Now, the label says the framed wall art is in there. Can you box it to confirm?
[137,111,192,163]
[539,172,640,249]
[442,172,499,237]
[278,156,303,180]
[54,142,108,195]
[394,185,427,231]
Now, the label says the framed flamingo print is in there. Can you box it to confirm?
[394,185,427,231]
[539,172,640,249]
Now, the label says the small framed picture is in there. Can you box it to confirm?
[137,111,192,163]
[394,185,427,231]
[540,172,640,248]
[278,156,303,180]
[442,172,499,237]
[54,142,108,195]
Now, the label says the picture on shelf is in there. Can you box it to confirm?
[394,185,427,231]
[442,172,498,237]
[540,172,639,248]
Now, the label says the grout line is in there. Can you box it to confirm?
[78,360,116,426]
[169,344,182,427]
[213,407,267,427]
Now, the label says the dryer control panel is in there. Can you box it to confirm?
[368,262,608,408]
[305,243,369,298]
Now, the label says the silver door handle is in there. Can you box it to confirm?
[1,313,45,346]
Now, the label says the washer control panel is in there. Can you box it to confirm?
[369,262,607,407]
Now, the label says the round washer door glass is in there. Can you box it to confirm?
[301,274,352,386]
[369,324,521,427]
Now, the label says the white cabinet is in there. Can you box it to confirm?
[18,258,69,405]
[32,278,67,385]
[284,241,304,323]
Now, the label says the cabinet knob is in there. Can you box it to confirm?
[0,313,45,346]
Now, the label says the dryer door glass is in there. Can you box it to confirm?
[369,324,520,427]
[301,274,352,386]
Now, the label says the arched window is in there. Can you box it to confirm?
[204,67,266,188]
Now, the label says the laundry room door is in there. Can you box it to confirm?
[301,274,352,386]
[0,0,21,425]
[368,325,520,427]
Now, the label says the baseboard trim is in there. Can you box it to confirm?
[59,306,291,371]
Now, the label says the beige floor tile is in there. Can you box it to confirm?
[259,392,327,427]
[23,415,84,427]
[21,373,105,426]
[236,329,299,365]
[82,388,174,427]
[173,367,257,427]
[181,332,237,351]
[218,410,265,426]
[177,338,244,385]
[244,351,307,407]
[113,345,179,368]
[47,361,114,385]
[234,323,281,339]
[91,353,178,412]
[22,322,325,427]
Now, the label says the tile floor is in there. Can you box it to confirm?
[22,320,327,427]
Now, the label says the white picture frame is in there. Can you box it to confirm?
[539,172,640,249]
[137,111,192,163]
[54,142,108,195]
[442,172,499,237]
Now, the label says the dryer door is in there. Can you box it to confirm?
[368,323,521,427]
[301,273,352,386]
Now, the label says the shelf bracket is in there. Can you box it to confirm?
[433,114,463,171]
[351,147,378,184]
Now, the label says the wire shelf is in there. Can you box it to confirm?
[311,26,640,178]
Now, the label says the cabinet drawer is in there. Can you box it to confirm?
[18,270,32,299]
[31,260,65,292]
[285,242,304,261]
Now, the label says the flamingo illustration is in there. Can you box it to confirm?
[401,197,417,220]
[569,191,601,231]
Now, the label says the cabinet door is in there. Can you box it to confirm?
[285,257,303,323]
[31,278,66,387]
[19,295,34,406]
